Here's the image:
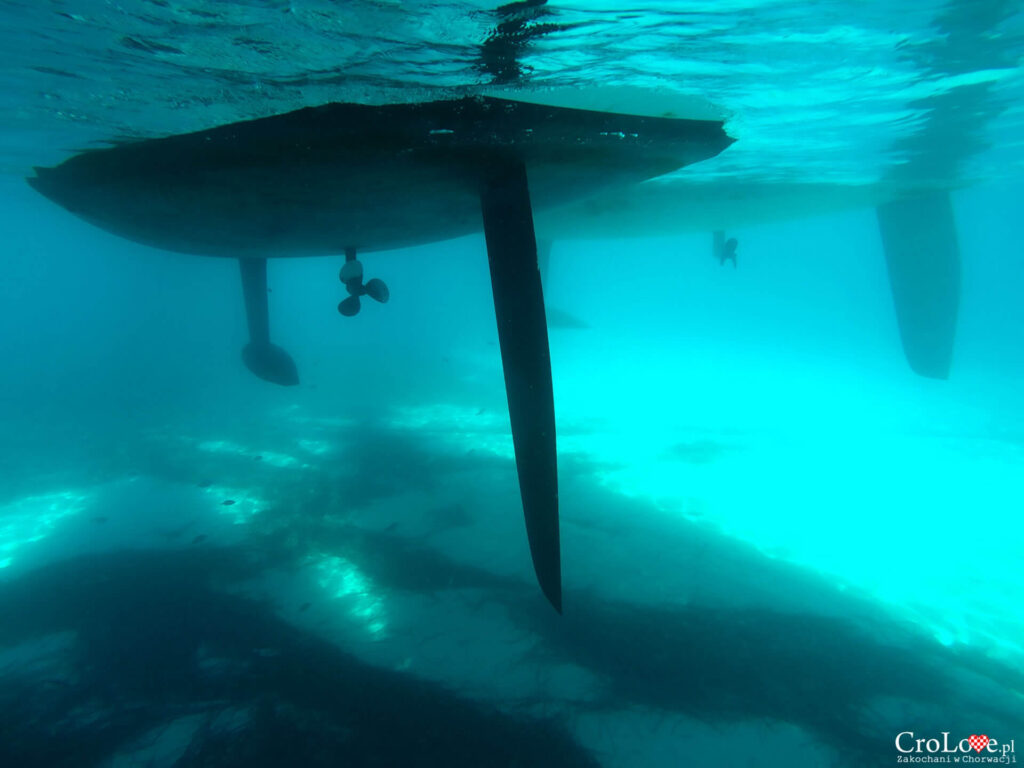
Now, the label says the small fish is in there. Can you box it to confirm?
[254,455,263,461]
[92,516,108,524]
[198,480,211,488]
[299,602,311,612]
[192,534,207,545]
[222,499,236,506]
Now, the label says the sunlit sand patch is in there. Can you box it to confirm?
[387,399,637,465]
[308,553,388,638]
[196,439,307,469]
[388,403,514,460]
[276,403,355,429]
[106,714,206,768]
[297,438,334,456]
[196,485,266,525]
[0,631,77,683]
[588,426,1024,670]
[898,563,1024,668]
[0,489,92,570]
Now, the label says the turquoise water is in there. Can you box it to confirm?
[1,2,1024,767]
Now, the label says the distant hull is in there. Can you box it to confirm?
[536,179,924,238]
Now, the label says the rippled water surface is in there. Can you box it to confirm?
[2,1,1023,183]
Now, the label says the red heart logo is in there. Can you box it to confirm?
[968,735,989,753]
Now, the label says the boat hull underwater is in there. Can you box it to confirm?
[28,95,735,611]
[28,96,729,258]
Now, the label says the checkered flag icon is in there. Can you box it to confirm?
[968,735,989,753]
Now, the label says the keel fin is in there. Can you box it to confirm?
[238,258,299,386]
[480,158,562,613]
[876,191,960,380]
